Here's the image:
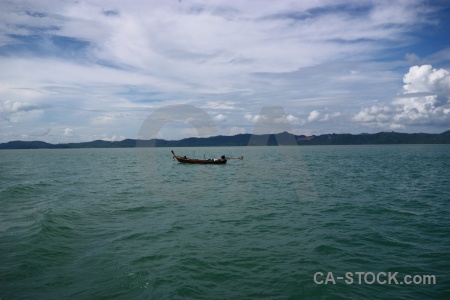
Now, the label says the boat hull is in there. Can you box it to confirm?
[174,156,227,164]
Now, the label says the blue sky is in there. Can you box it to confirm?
[0,0,449,142]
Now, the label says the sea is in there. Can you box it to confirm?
[1,145,449,299]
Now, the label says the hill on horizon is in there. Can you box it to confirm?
[1,130,450,149]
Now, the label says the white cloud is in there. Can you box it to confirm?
[305,110,342,123]
[307,110,321,122]
[320,112,342,122]
[403,65,450,95]
[286,114,300,124]
[244,114,261,123]
[353,106,393,123]
[213,113,227,122]
[395,64,450,124]
[353,65,450,129]
[1,0,435,81]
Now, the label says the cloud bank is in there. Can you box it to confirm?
[353,65,450,129]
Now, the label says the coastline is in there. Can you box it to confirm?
[1,130,450,149]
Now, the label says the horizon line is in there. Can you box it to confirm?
[1,129,449,145]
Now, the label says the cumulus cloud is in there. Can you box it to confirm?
[307,110,321,122]
[305,110,342,123]
[271,114,306,125]
[352,105,401,128]
[394,64,450,125]
[320,112,342,122]
[403,65,450,95]
[286,114,300,124]
[353,65,450,129]
[213,114,227,122]
[245,112,303,126]
[244,114,262,123]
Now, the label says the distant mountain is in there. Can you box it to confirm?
[1,131,449,149]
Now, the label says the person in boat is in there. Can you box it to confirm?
[213,155,226,162]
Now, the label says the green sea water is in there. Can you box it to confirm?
[1,145,449,299]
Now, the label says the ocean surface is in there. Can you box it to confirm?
[1,145,449,299]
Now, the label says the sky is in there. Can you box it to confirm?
[0,0,450,143]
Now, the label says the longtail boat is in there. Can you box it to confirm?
[171,150,227,164]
